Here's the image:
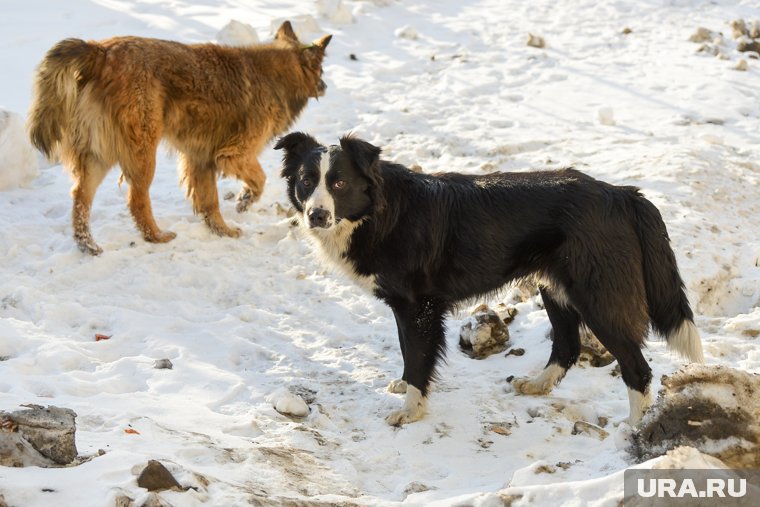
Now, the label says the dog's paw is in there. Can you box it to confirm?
[236,187,259,213]
[512,377,553,395]
[207,220,242,238]
[387,379,408,394]
[146,230,177,243]
[76,235,103,256]
[511,364,566,396]
[385,406,424,426]
[384,385,427,426]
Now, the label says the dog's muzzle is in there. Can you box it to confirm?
[317,79,327,97]
[307,208,331,229]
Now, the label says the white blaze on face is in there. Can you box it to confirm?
[303,150,336,228]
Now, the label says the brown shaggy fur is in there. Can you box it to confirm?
[27,21,331,254]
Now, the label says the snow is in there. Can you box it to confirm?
[0,0,759,505]
[215,20,259,46]
[0,109,37,191]
[267,387,310,417]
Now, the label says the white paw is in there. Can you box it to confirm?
[511,364,566,395]
[387,379,408,394]
[384,385,426,426]
[512,377,553,395]
[385,406,424,426]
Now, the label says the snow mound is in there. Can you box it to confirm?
[269,15,322,41]
[0,109,37,191]
[267,387,309,417]
[317,0,354,25]
[216,20,259,46]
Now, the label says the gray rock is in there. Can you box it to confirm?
[0,405,77,465]
[153,359,173,370]
[0,429,57,467]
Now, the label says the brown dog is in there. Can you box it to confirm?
[28,22,331,254]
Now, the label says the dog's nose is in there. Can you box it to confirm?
[307,208,331,228]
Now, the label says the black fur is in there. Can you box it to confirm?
[277,132,697,413]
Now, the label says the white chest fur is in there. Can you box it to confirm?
[303,218,378,294]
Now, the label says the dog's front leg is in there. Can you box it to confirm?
[385,298,447,426]
[387,309,408,394]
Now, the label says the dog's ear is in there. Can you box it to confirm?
[274,132,321,178]
[313,34,332,50]
[302,34,332,70]
[275,21,300,44]
[339,134,386,212]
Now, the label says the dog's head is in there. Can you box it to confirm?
[275,132,384,231]
[274,21,332,97]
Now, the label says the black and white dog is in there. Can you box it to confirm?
[275,132,704,426]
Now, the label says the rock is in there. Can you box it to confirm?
[403,481,433,498]
[0,405,77,465]
[216,20,259,46]
[114,494,135,507]
[689,27,715,43]
[736,59,749,71]
[459,307,509,359]
[730,19,748,39]
[0,429,56,467]
[526,33,545,48]
[153,359,173,370]
[621,27,633,35]
[137,460,182,492]
[578,328,615,367]
[572,421,610,440]
[751,20,760,39]
[631,365,760,468]
[738,39,760,53]
[139,493,174,507]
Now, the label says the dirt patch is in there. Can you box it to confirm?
[631,365,760,468]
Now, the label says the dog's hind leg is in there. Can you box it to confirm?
[512,286,580,395]
[121,149,176,244]
[70,154,110,255]
[384,297,448,426]
[578,301,652,425]
[180,154,241,238]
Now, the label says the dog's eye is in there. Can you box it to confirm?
[332,180,346,190]
[302,179,313,188]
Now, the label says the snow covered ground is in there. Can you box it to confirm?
[1,0,759,505]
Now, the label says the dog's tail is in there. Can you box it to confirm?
[27,38,102,160]
[629,191,704,363]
